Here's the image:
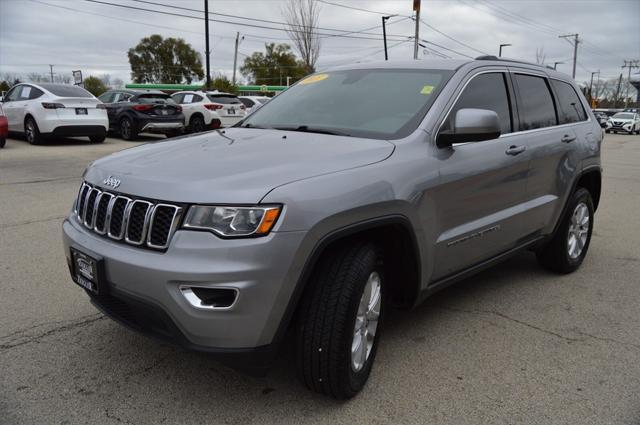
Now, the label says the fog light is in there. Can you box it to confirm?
[179,285,238,310]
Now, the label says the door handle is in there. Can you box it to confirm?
[505,145,526,156]
[561,134,576,143]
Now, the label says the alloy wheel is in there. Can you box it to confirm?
[567,202,590,259]
[351,271,381,372]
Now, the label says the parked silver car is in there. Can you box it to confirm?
[62,57,602,399]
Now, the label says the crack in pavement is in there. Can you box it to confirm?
[441,307,640,351]
[0,314,105,351]
[1,215,67,229]
[441,307,582,342]
[0,176,79,186]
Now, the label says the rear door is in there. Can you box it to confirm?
[2,85,25,131]
[431,70,531,280]
[509,72,582,236]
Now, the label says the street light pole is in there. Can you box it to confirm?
[382,16,391,60]
[413,0,421,60]
[498,43,511,57]
[204,0,211,89]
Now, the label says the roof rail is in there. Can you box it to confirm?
[474,55,552,70]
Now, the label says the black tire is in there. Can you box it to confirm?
[605,130,610,134]
[0,137,5,148]
[536,187,594,274]
[25,117,43,145]
[119,116,137,140]
[297,241,384,399]
[189,115,206,133]
[165,129,182,138]
[89,134,106,144]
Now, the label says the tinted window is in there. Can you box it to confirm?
[242,69,452,139]
[239,98,255,107]
[551,80,586,124]
[171,93,184,104]
[514,74,557,130]
[193,94,203,103]
[6,86,21,101]
[442,72,512,135]
[29,88,44,99]
[39,84,92,98]
[135,93,171,103]
[98,92,114,103]
[207,95,242,104]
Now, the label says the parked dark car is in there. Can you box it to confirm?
[594,111,608,127]
[97,90,184,140]
[0,104,7,148]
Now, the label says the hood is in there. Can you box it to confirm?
[85,128,395,203]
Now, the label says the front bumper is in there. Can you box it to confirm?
[62,216,307,352]
[139,121,184,133]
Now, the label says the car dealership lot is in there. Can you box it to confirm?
[1,134,639,424]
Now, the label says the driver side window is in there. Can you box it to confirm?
[6,86,21,102]
[443,72,513,135]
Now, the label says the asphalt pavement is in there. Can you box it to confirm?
[1,133,639,424]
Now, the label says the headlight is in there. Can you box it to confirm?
[183,205,281,237]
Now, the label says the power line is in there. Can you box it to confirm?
[420,39,474,59]
[317,0,410,17]
[83,0,410,42]
[419,19,488,56]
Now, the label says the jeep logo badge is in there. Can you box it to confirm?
[103,175,121,189]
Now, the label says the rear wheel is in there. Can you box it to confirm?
[189,115,205,133]
[605,129,610,134]
[297,241,383,399]
[537,187,594,274]
[0,137,5,148]
[119,117,136,140]
[90,134,106,144]
[25,117,43,145]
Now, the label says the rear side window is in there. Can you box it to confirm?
[514,74,557,130]
[98,92,114,103]
[551,80,587,124]
[443,72,513,135]
[239,98,255,107]
[207,95,242,104]
[39,84,92,98]
[29,88,44,99]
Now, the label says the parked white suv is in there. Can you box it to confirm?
[605,112,640,134]
[205,91,246,127]
[1,83,108,144]
[239,96,271,114]
[170,91,222,133]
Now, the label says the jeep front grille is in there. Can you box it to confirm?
[74,182,182,250]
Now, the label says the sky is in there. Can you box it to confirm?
[1,0,639,88]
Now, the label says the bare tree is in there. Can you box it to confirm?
[535,47,546,65]
[283,0,321,73]
[112,78,124,89]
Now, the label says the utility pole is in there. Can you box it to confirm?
[558,33,579,79]
[382,16,391,60]
[49,65,54,83]
[589,70,600,106]
[413,0,421,60]
[204,0,211,89]
[498,44,511,57]
[232,31,240,86]
[613,73,623,109]
[553,61,563,70]
[621,59,640,108]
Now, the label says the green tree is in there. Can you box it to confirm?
[0,80,10,93]
[205,73,237,94]
[83,76,109,97]
[128,34,204,84]
[240,43,308,85]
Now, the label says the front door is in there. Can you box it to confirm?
[430,71,531,280]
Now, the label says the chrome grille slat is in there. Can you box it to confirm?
[75,182,180,250]
[147,204,182,250]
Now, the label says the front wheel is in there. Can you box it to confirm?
[537,188,594,274]
[297,242,383,399]
[90,134,106,144]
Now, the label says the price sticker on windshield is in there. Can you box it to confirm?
[420,85,434,95]
[299,74,329,85]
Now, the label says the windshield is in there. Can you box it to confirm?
[240,68,452,139]
[613,113,634,119]
[40,84,92,98]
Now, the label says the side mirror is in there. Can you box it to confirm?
[437,108,501,148]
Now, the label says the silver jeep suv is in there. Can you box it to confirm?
[62,57,602,399]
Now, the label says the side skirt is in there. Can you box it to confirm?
[417,236,545,304]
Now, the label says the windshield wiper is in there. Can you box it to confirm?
[272,125,351,137]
